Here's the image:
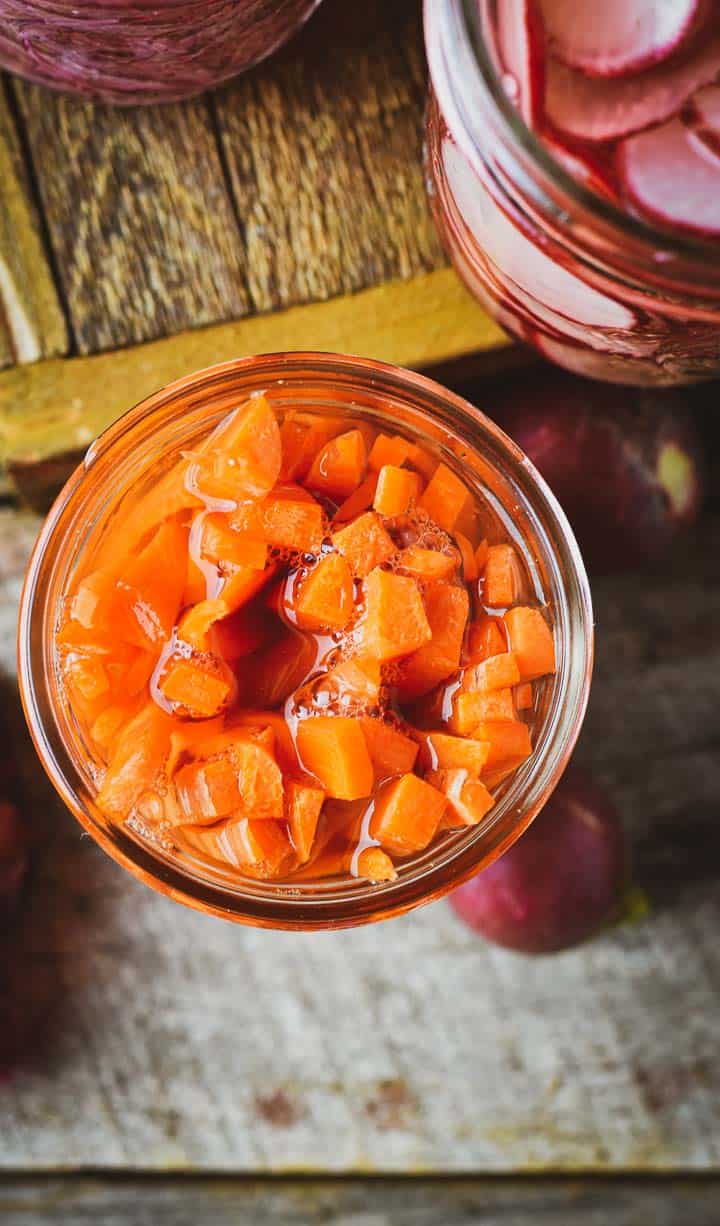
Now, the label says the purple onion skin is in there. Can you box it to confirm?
[449,768,628,954]
[493,373,704,573]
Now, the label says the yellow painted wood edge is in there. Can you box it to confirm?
[0,266,509,465]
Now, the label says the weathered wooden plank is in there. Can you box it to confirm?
[0,267,510,502]
[214,0,443,313]
[14,84,250,354]
[1,1177,719,1225]
[0,86,68,369]
[0,509,718,1171]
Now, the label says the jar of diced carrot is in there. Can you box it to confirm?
[19,353,593,929]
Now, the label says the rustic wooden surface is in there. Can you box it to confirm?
[1,503,718,1173]
[2,1176,719,1224]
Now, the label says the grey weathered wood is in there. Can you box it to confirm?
[0,508,719,1172]
[1,1177,719,1225]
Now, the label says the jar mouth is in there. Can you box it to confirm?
[18,352,593,930]
[446,0,720,270]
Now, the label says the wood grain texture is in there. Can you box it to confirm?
[0,87,68,369]
[14,84,250,354]
[1,508,719,1171]
[0,268,509,498]
[1,1177,719,1225]
[214,0,444,312]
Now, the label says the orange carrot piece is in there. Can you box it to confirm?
[368,432,413,471]
[463,651,521,693]
[474,538,489,572]
[294,553,355,631]
[191,395,281,501]
[233,710,300,773]
[451,688,515,734]
[427,769,495,827]
[419,463,468,532]
[176,740,283,822]
[331,511,395,577]
[454,531,478,581]
[158,655,234,719]
[250,628,317,708]
[466,614,507,664]
[200,513,268,571]
[279,416,345,482]
[220,562,279,615]
[406,442,437,480]
[97,703,173,816]
[177,600,226,652]
[332,473,379,524]
[359,717,419,780]
[398,546,457,581]
[473,720,533,768]
[91,703,137,757]
[504,606,556,681]
[514,682,534,711]
[370,773,447,856]
[183,552,207,607]
[261,492,325,554]
[482,543,524,607]
[395,581,469,700]
[424,732,491,775]
[373,465,422,517]
[306,429,368,500]
[356,847,397,883]
[210,603,273,662]
[180,816,293,878]
[360,568,432,662]
[285,779,325,863]
[324,656,382,706]
[296,716,374,800]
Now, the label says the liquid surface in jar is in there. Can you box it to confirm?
[57,396,556,887]
[490,0,720,238]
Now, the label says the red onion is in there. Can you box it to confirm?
[0,0,322,104]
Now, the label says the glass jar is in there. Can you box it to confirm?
[18,352,593,930]
[0,0,322,105]
[424,0,720,386]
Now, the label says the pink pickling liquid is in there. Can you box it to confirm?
[424,1,720,384]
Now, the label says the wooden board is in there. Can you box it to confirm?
[1,1177,719,1225]
[1,507,718,1172]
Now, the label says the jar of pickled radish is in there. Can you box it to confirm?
[425,1,720,385]
[19,353,592,929]
[0,1,322,104]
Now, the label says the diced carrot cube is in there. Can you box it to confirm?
[158,655,234,720]
[306,429,368,500]
[261,492,325,554]
[191,395,281,501]
[466,614,507,664]
[463,651,521,693]
[285,780,325,863]
[473,720,533,768]
[177,600,226,652]
[360,569,432,662]
[425,732,490,775]
[515,682,534,711]
[183,553,207,606]
[91,703,136,757]
[368,432,413,470]
[324,656,382,706]
[123,519,188,645]
[176,740,283,822]
[359,717,419,780]
[294,553,355,631]
[398,545,457,581]
[504,606,556,681]
[427,769,495,827]
[395,581,469,700]
[474,539,489,571]
[454,531,478,581]
[233,710,300,774]
[331,511,395,577]
[200,513,268,571]
[482,544,524,607]
[227,500,266,538]
[373,465,422,517]
[220,562,279,615]
[370,773,447,856]
[279,416,345,482]
[181,816,293,878]
[65,653,110,704]
[250,628,317,708]
[451,688,515,734]
[406,442,437,479]
[419,463,468,531]
[296,716,374,800]
[97,703,173,816]
[332,473,379,524]
[356,847,397,883]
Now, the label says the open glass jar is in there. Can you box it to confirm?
[424,1,720,386]
[0,0,322,104]
[19,353,592,929]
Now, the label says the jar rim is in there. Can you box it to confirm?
[18,351,594,930]
[430,0,720,274]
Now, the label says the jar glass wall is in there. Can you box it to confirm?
[424,0,720,386]
[18,353,593,929]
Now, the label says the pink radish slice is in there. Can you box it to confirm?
[619,114,720,235]
[546,36,720,142]
[540,0,705,79]
[497,0,546,125]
